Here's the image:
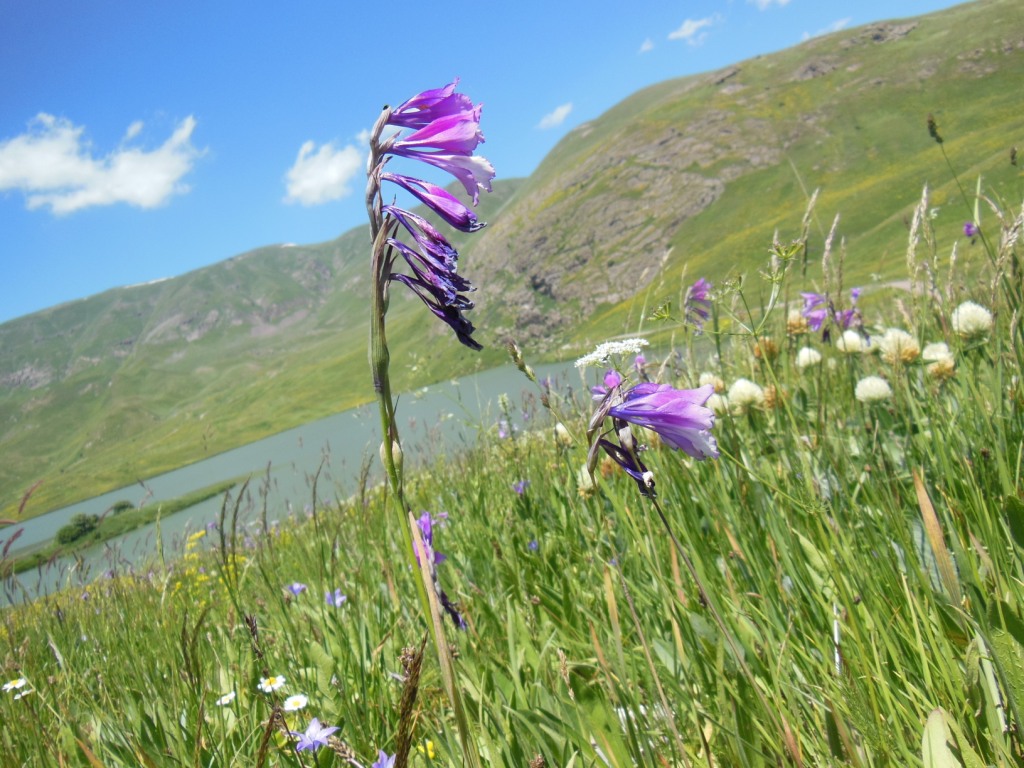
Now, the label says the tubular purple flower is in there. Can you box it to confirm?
[685,278,713,330]
[383,205,459,272]
[801,292,829,331]
[394,152,495,205]
[390,272,481,350]
[388,80,475,128]
[609,383,719,460]
[390,109,484,155]
[381,172,483,232]
[387,238,473,305]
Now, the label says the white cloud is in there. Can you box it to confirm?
[283,140,364,206]
[749,0,791,9]
[802,17,853,40]
[0,114,201,215]
[537,103,573,130]
[639,38,655,54]
[668,16,716,46]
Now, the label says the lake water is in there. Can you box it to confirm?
[1,361,583,604]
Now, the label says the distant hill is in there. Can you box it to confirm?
[2,0,1022,519]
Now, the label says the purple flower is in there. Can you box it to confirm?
[387,79,475,129]
[326,588,347,608]
[684,278,713,331]
[512,480,529,495]
[381,172,483,233]
[528,539,539,551]
[801,289,861,333]
[964,221,978,238]
[591,369,623,399]
[291,718,340,752]
[416,511,447,565]
[373,751,397,768]
[600,437,655,494]
[609,383,719,460]
[287,582,308,596]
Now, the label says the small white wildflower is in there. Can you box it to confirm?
[877,328,920,364]
[258,675,286,693]
[13,689,32,700]
[283,694,308,712]
[950,301,993,339]
[216,691,236,706]
[698,372,725,392]
[836,329,868,354]
[795,346,823,369]
[2,678,26,692]
[922,342,953,362]
[855,376,892,403]
[727,378,765,412]
[575,338,649,369]
[553,422,573,446]
[706,393,730,415]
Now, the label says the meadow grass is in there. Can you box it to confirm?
[2,182,1023,767]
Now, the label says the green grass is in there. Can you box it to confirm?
[2,175,1022,766]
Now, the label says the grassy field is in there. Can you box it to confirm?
[1,163,1022,766]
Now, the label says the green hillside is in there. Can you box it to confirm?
[2,0,1023,519]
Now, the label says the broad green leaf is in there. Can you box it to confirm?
[921,709,962,768]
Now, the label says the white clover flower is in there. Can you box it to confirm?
[855,376,892,403]
[216,691,236,706]
[836,329,868,354]
[728,378,765,412]
[574,338,649,369]
[553,422,573,446]
[576,464,596,496]
[283,694,308,712]
[706,393,730,415]
[698,372,725,392]
[922,342,953,362]
[258,675,286,693]
[877,329,920,364]
[795,346,823,369]
[950,301,993,339]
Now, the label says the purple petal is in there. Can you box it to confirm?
[381,172,483,232]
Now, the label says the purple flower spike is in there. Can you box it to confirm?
[291,718,339,752]
[685,278,713,331]
[391,109,485,156]
[415,511,447,565]
[609,383,719,460]
[388,80,475,128]
[382,172,483,233]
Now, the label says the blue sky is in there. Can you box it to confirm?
[0,0,966,325]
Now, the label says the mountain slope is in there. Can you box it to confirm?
[3,0,1023,518]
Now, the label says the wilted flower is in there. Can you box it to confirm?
[950,301,993,340]
[877,329,920,364]
[283,694,308,712]
[795,346,823,369]
[258,675,286,693]
[927,357,956,381]
[326,588,347,608]
[291,718,340,752]
[727,378,765,412]
[753,337,778,361]
[608,383,719,460]
[787,308,810,336]
[855,376,893,403]
[698,372,725,392]
[684,278,713,331]
[216,691,236,706]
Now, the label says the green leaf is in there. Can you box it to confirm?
[921,709,962,768]
[1003,495,1024,551]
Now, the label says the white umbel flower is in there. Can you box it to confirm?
[795,346,823,369]
[855,376,892,403]
[950,301,993,339]
[575,338,649,369]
